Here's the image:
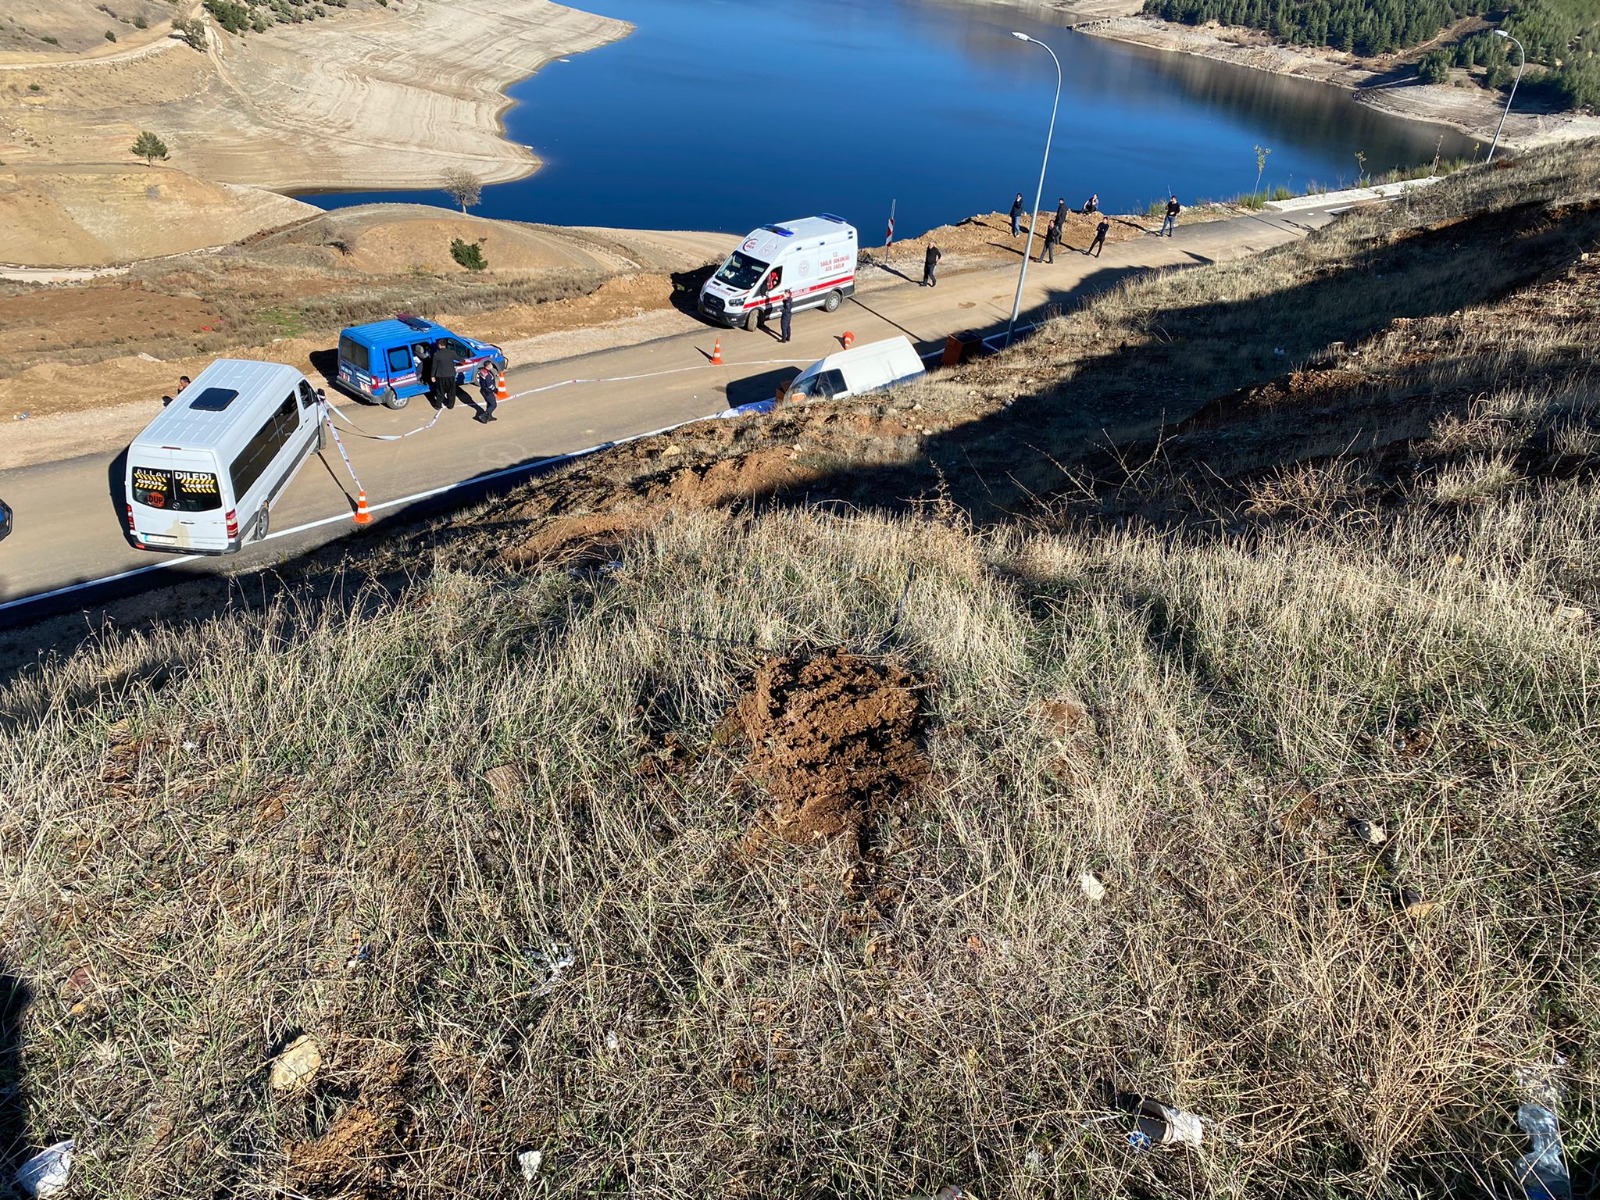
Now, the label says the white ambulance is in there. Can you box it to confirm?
[125,359,325,554]
[700,215,858,331]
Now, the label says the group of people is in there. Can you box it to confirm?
[1007,189,1182,260]
[413,339,501,423]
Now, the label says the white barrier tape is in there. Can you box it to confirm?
[326,399,443,441]
[506,356,812,402]
[318,403,366,492]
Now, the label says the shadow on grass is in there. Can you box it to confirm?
[0,969,30,1179]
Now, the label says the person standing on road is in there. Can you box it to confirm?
[1162,195,1181,237]
[429,339,459,410]
[1010,192,1025,238]
[923,243,941,287]
[1041,221,1059,263]
[1088,217,1110,257]
[779,290,793,343]
[474,361,500,424]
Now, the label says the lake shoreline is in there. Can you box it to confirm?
[1067,10,1600,151]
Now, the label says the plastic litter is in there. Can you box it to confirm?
[517,1148,544,1181]
[1128,1097,1203,1149]
[14,1140,73,1198]
[1515,1104,1571,1200]
[268,1034,323,1091]
[527,942,575,997]
[1078,871,1107,902]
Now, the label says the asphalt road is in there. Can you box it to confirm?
[0,205,1340,618]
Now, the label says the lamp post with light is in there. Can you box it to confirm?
[1005,31,1062,348]
[1486,29,1526,163]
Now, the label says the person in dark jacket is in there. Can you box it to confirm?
[1041,222,1059,263]
[779,290,793,343]
[1082,192,1099,214]
[1088,217,1110,257]
[923,243,941,287]
[1054,197,1068,232]
[1162,195,1181,237]
[1009,192,1025,238]
[429,340,458,409]
[473,361,499,423]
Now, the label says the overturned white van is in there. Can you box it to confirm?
[125,359,325,554]
[700,215,858,331]
[786,336,926,404]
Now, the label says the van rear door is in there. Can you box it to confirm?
[128,452,231,551]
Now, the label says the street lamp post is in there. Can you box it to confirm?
[1006,31,1062,348]
[1486,29,1526,163]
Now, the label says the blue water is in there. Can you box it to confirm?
[305,0,1479,237]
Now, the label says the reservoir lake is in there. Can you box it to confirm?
[306,0,1481,236]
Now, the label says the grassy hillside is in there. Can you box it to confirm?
[2,142,1599,1199]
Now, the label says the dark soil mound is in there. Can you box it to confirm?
[726,649,929,846]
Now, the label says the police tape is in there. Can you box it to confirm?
[318,401,367,492]
[323,400,443,441]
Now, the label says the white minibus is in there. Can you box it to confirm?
[125,359,325,554]
[785,336,926,404]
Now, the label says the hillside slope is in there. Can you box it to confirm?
[1,142,1598,1200]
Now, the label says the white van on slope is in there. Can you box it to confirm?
[125,359,325,554]
[786,336,926,404]
[700,215,858,331]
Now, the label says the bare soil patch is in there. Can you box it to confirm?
[723,649,930,848]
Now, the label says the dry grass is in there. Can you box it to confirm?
[4,144,1600,1199]
[3,488,1598,1197]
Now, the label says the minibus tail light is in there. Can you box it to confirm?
[226,509,238,539]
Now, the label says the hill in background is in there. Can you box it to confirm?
[2,141,1598,1198]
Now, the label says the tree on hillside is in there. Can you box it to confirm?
[172,16,207,50]
[131,131,170,165]
[441,168,483,214]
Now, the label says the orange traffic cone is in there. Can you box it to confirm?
[710,338,723,365]
[842,331,855,349]
[495,371,510,402]
[353,489,371,526]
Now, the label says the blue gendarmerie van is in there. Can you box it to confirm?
[334,314,507,410]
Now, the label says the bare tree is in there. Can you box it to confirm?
[441,169,483,214]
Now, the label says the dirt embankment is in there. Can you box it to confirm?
[1,0,630,192]
[0,0,632,265]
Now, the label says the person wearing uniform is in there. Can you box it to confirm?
[474,362,500,423]
[429,340,459,409]
[779,290,793,344]
[922,243,941,287]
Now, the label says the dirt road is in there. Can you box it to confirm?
[0,204,1342,612]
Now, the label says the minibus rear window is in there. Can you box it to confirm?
[131,466,222,512]
[340,335,370,373]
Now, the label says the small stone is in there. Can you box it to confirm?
[1351,819,1387,845]
[662,444,682,457]
[268,1034,322,1091]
